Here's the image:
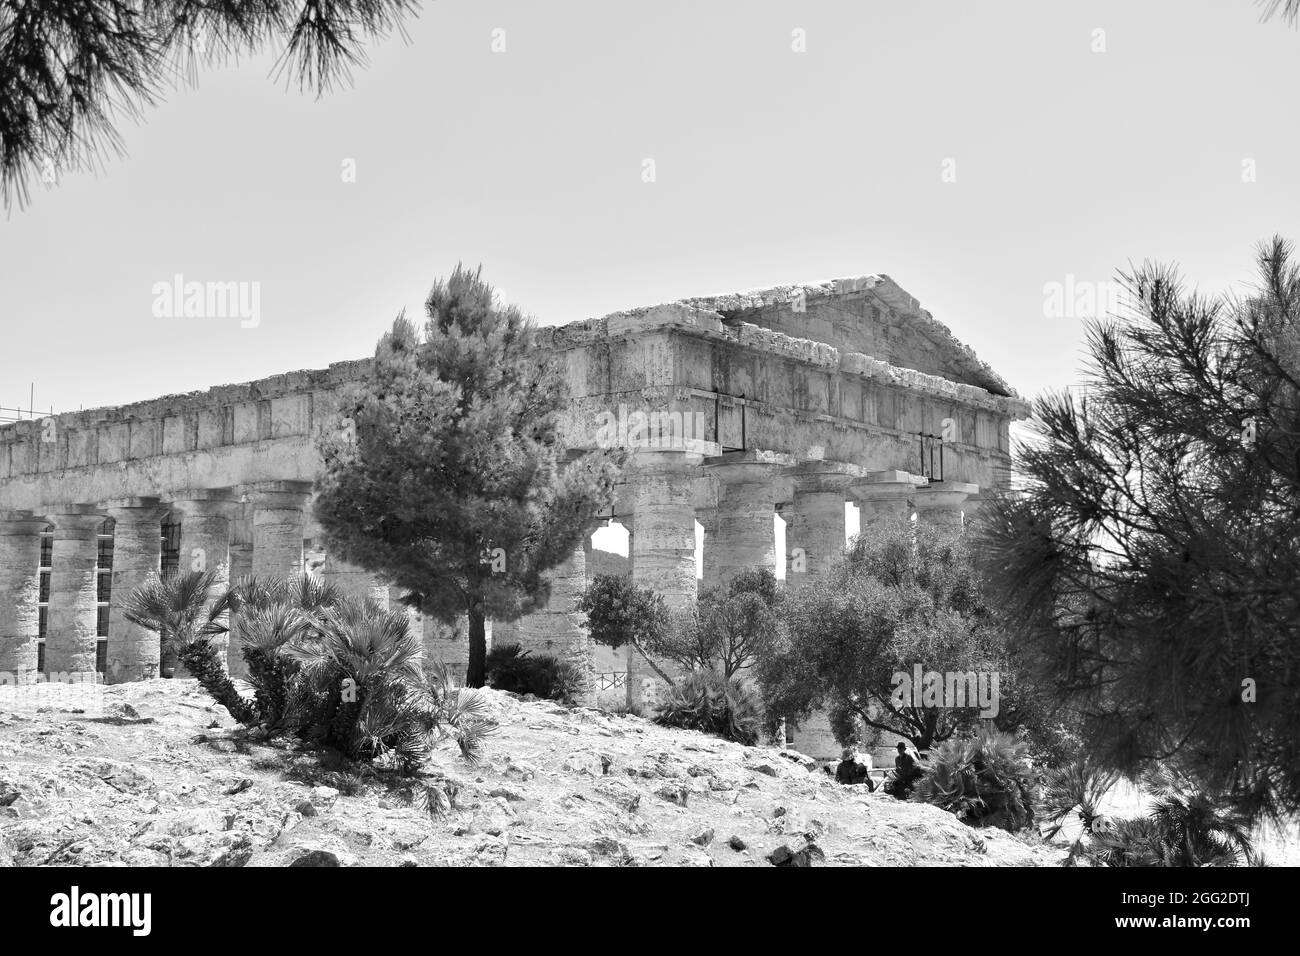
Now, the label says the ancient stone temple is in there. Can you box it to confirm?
[0,274,1027,755]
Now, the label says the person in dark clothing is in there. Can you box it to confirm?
[834,747,876,791]
[885,741,923,799]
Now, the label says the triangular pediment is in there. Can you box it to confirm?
[675,274,1015,398]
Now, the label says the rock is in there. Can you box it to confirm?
[728,835,747,851]
[654,784,689,807]
[586,835,627,859]
[307,785,339,810]
[488,786,526,803]
[689,826,714,846]
[594,779,641,813]
[289,849,342,867]
[293,800,316,817]
[208,833,254,867]
[767,841,826,867]
[777,749,817,771]
[560,751,603,776]
[223,778,254,796]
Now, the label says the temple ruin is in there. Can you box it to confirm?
[0,274,1028,757]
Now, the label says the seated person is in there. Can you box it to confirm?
[834,747,876,790]
[884,741,923,798]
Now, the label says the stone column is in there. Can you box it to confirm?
[783,462,854,589]
[227,541,253,678]
[703,451,781,588]
[626,448,701,708]
[322,552,388,606]
[170,490,237,675]
[912,481,978,532]
[249,481,312,581]
[507,523,600,706]
[0,511,50,682]
[103,498,166,683]
[45,507,107,679]
[697,510,719,591]
[850,470,921,531]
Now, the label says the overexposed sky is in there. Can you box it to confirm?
[2,0,1297,416]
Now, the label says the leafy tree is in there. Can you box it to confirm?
[659,567,781,678]
[1,0,418,207]
[979,237,1300,822]
[314,265,623,688]
[577,573,674,686]
[757,517,1020,751]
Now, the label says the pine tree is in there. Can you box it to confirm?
[980,237,1300,822]
[0,0,418,207]
[314,265,623,687]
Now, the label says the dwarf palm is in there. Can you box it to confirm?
[286,597,436,767]
[229,572,343,729]
[911,727,1038,831]
[123,570,253,723]
[1145,771,1257,866]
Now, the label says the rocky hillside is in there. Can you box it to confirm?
[0,679,1064,867]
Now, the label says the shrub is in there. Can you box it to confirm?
[653,670,762,746]
[126,571,493,773]
[911,727,1038,831]
[287,598,495,770]
[1079,771,1257,867]
[485,644,583,704]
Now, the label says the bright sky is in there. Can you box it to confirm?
[2,0,1297,420]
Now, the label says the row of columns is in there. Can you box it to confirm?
[0,451,979,714]
[616,450,980,707]
[0,480,347,685]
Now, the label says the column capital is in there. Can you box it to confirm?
[243,480,314,507]
[912,480,979,511]
[165,488,240,519]
[849,470,926,504]
[0,510,52,535]
[781,460,860,495]
[628,447,704,475]
[704,449,796,484]
[103,496,168,520]
[44,505,108,535]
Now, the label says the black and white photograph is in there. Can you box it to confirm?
[0,0,1293,935]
